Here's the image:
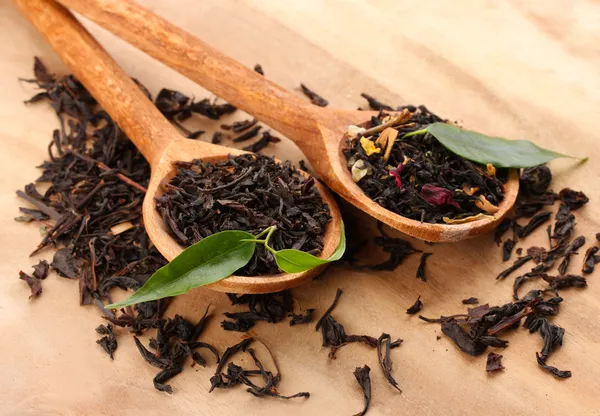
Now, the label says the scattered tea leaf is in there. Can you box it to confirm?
[406,296,423,314]
[486,352,504,372]
[353,365,372,416]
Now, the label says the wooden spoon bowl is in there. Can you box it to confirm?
[15,0,342,294]
[146,144,342,293]
[52,0,520,243]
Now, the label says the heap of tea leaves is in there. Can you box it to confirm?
[344,108,583,224]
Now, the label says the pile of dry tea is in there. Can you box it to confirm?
[343,108,507,224]
[156,154,331,275]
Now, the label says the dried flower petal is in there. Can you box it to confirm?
[347,125,366,139]
[360,137,381,156]
[462,184,479,196]
[351,160,370,183]
[443,214,493,224]
[475,195,500,214]
[389,164,405,189]
[487,163,496,176]
[421,184,460,208]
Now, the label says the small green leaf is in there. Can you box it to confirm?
[107,231,255,308]
[274,221,346,273]
[425,122,585,168]
[326,220,346,262]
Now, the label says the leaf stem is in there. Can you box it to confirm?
[402,127,428,139]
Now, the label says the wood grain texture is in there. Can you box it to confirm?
[1,0,599,415]
[52,0,520,243]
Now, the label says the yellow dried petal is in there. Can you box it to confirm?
[487,163,496,176]
[443,214,494,224]
[475,195,500,214]
[360,137,381,156]
[380,127,399,163]
[462,184,480,196]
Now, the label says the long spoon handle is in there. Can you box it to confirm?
[53,0,325,150]
[14,0,175,167]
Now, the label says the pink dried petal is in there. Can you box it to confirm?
[421,184,460,208]
[389,163,405,189]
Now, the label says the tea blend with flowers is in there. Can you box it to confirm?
[343,108,508,224]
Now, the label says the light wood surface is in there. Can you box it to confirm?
[54,0,520,243]
[1,1,600,415]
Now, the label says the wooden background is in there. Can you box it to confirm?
[1,1,600,415]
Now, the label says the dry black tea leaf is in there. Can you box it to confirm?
[353,365,372,416]
[222,292,292,331]
[254,64,264,75]
[289,309,314,326]
[221,118,257,133]
[231,124,261,142]
[211,131,224,144]
[133,336,170,369]
[462,297,479,305]
[557,236,586,275]
[360,93,393,111]
[95,323,117,359]
[536,353,571,378]
[19,271,42,299]
[542,274,587,291]
[32,260,49,280]
[558,188,589,210]
[377,333,402,392]
[50,248,80,279]
[242,130,281,153]
[406,296,423,314]
[502,239,516,261]
[441,320,487,356]
[315,289,378,358]
[518,211,552,238]
[363,222,420,271]
[18,207,49,221]
[416,253,432,281]
[486,352,504,372]
[300,83,329,107]
[497,255,532,280]
[582,246,599,274]
[520,165,552,196]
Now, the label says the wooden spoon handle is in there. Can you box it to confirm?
[53,0,325,149]
[14,0,176,167]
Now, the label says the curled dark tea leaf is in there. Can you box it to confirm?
[19,271,42,299]
[32,260,49,280]
[416,253,432,282]
[95,323,117,359]
[289,309,314,326]
[377,333,402,392]
[353,365,372,416]
[300,83,328,107]
[462,297,479,305]
[406,296,423,314]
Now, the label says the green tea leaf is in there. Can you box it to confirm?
[107,231,255,308]
[426,122,585,168]
[274,221,346,273]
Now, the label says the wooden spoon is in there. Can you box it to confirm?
[51,0,520,242]
[15,0,343,294]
